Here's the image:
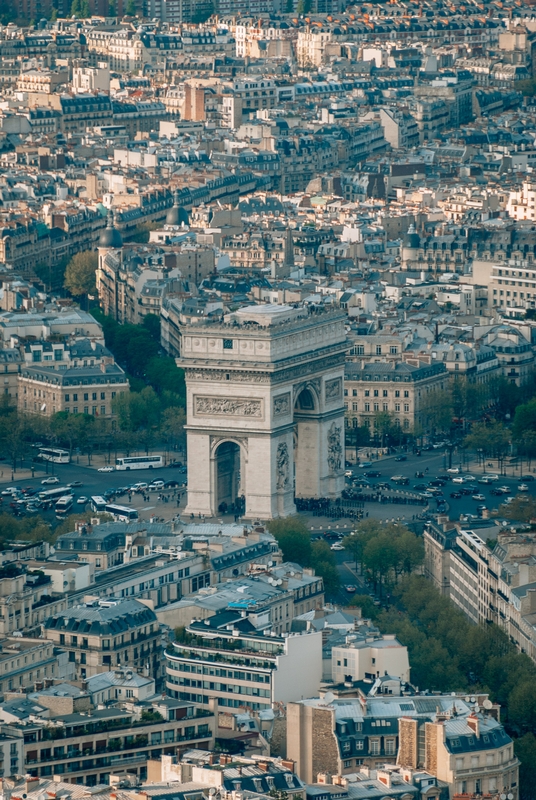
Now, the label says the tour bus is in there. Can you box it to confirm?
[38,447,70,464]
[55,495,74,518]
[115,455,164,471]
[38,486,74,503]
[104,504,139,522]
[90,496,107,513]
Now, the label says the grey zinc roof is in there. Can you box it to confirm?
[44,599,156,635]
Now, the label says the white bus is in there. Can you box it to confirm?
[104,504,138,522]
[55,495,74,518]
[39,486,74,503]
[115,455,164,471]
[90,496,107,513]
[38,447,70,464]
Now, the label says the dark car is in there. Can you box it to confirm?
[521,475,535,481]
[364,471,382,478]
[395,455,407,462]
[429,479,446,487]
[491,488,505,496]
[168,461,183,468]
[450,491,462,499]
[414,483,428,491]
[164,480,180,488]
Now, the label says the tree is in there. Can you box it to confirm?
[125,0,137,14]
[513,398,536,445]
[311,540,340,596]
[70,0,90,16]
[64,251,98,305]
[267,517,312,566]
[142,313,161,343]
[464,420,510,465]
[342,531,363,569]
[348,594,379,619]
[50,412,95,458]
[161,406,186,451]
[515,734,536,800]
[420,388,454,437]
[112,387,161,435]
[499,496,536,523]
[372,411,396,448]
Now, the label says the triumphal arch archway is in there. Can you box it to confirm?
[182,304,347,519]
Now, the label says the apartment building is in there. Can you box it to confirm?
[166,614,322,711]
[287,694,511,787]
[149,752,305,798]
[398,712,519,798]
[97,243,213,325]
[0,637,71,699]
[0,566,66,637]
[158,563,324,632]
[424,523,536,663]
[20,698,214,785]
[331,635,410,685]
[344,360,448,433]
[43,599,161,682]
[18,350,128,419]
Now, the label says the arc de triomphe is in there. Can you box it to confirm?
[181,304,347,520]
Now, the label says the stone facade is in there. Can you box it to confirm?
[181,304,347,519]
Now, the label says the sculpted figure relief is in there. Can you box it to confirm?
[327,423,342,473]
[276,442,290,489]
[195,396,262,417]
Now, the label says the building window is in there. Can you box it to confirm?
[101,392,105,400]
[84,393,89,401]
[370,739,380,755]
[101,405,106,415]
[65,394,70,402]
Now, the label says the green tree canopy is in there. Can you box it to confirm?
[267,517,312,566]
[64,251,98,298]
